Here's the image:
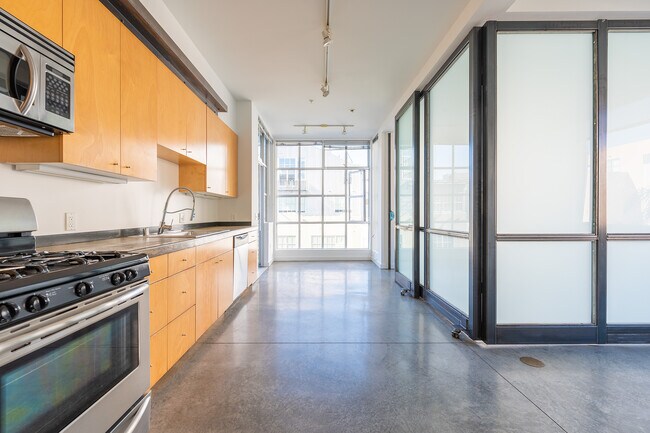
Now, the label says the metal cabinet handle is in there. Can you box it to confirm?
[17,44,38,115]
[181,290,187,294]
[182,258,187,262]
[124,165,131,169]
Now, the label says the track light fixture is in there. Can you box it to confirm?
[342,126,347,135]
[322,26,332,47]
[302,126,308,135]
[321,82,330,97]
[294,124,354,136]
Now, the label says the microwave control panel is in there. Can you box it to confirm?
[44,65,71,119]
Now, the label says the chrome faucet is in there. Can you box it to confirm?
[158,187,196,234]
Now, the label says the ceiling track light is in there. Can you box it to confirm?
[321,0,332,97]
[294,124,354,136]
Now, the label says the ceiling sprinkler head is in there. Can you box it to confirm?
[321,82,330,97]
[322,27,332,47]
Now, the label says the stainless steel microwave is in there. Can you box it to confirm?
[0,8,74,137]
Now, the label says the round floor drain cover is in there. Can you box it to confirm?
[520,356,545,368]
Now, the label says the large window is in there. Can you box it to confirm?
[275,142,370,250]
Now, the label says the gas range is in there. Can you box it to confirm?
[0,249,149,329]
[0,196,152,433]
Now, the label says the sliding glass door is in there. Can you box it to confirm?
[395,94,420,294]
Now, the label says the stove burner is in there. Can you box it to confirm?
[0,251,129,283]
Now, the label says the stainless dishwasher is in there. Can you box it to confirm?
[233,233,249,299]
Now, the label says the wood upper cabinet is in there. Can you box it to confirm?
[120,25,157,181]
[62,0,121,173]
[185,91,207,164]
[206,109,228,195]
[226,126,238,197]
[157,60,187,155]
[0,0,63,45]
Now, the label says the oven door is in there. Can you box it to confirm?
[0,282,150,433]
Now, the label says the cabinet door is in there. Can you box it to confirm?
[206,109,227,195]
[167,268,196,322]
[195,260,216,338]
[226,127,238,197]
[186,91,207,164]
[120,26,157,181]
[167,306,196,367]
[150,279,168,335]
[248,241,258,286]
[218,251,234,317]
[157,61,187,155]
[62,0,121,173]
[0,0,62,45]
[150,327,168,387]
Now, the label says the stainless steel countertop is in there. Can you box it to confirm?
[39,226,257,257]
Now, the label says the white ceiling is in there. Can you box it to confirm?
[161,0,472,139]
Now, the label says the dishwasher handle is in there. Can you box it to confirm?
[234,233,249,247]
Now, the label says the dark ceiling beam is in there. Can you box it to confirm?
[100,0,229,113]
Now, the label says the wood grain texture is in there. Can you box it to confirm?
[120,25,157,181]
[196,237,232,263]
[148,254,168,283]
[149,327,168,387]
[0,0,63,45]
[185,91,207,164]
[225,122,238,197]
[206,108,227,195]
[149,279,168,336]
[167,306,195,367]
[157,60,186,155]
[168,247,195,276]
[248,240,258,286]
[195,260,215,338]
[218,251,234,317]
[62,0,121,173]
[167,267,196,322]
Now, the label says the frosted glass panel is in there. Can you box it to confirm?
[607,32,650,233]
[397,105,414,225]
[496,33,594,234]
[607,241,650,324]
[430,48,470,232]
[429,235,469,315]
[397,230,413,281]
[496,241,593,324]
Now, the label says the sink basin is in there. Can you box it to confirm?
[144,229,231,238]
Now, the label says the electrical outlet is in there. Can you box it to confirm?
[178,212,186,223]
[65,212,76,231]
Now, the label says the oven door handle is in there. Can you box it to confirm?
[123,393,151,433]
[0,283,146,354]
[16,44,38,115]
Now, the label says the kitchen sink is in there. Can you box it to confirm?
[144,229,231,238]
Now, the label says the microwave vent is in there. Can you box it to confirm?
[0,123,40,137]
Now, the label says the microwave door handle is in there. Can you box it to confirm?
[16,44,38,115]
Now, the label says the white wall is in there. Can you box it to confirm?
[138,0,238,132]
[0,159,220,235]
[371,132,390,269]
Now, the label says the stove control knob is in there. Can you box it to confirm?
[25,295,49,313]
[75,282,94,297]
[111,272,126,286]
[0,303,19,324]
[124,269,138,281]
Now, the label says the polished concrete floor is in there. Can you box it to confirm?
[150,262,650,433]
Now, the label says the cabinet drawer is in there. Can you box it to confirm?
[167,268,196,322]
[196,237,232,263]
[247,245,258,287]
[150,327,168,388]
[149,279,168,335]
[167,306,196,367]
[149,255,168,283]
[247,231,258,243]
[168,248,195,275]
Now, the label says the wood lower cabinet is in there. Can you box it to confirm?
[167,268,196,322]
[218,251,234,318]
[248,240,259,287]
[168,248,196,275]
[0,0,63,45]
[150,327,168,387]
[167,306,196,367]
[149,279,168,336]
[195,260,215,338]
[149,255,168,284]
[120,25,157,181]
